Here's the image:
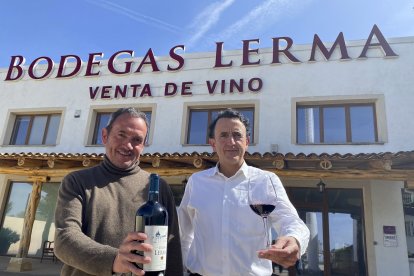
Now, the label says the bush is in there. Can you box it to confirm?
[0,227,20,255]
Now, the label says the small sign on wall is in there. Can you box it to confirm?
[383,225,398,247]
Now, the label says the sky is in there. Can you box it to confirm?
[0,0,413,68]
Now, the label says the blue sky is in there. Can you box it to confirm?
[0,0,413,68]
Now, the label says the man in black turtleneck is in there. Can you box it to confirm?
[54,107,182,276]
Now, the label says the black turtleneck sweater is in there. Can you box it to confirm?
[54,156,183,276]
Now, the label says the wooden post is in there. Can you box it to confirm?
[17,179,43,257]
[7,176,46,272]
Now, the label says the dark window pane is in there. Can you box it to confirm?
[297,107,320,144]
[10,116,30,145]
[44,114,61,145]
[323,107,346,143]
[188,111,208,144]
[350,106,376,142]
[288,187,323,205]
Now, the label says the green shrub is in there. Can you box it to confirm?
[0,227,20,254]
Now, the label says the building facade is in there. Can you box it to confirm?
[0,25,413,275]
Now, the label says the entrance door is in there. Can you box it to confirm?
[286,187,367,276]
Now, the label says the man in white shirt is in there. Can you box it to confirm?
[178,108,310,276]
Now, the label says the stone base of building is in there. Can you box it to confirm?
[6,257,32,272]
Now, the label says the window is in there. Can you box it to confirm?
[92,111,152,145]
[297,103,378,144]
[10,114,61,145]
[402,189,414,257]
[0,181,60,256]
[186,107,254,144]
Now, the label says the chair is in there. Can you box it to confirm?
[40,240,56,263]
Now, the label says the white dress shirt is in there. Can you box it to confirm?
[178,162,310,276]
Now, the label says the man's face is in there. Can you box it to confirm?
[209,117,249,170]
[102,113,147,169]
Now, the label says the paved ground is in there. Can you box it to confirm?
[0,256,290,275]
[0,256,62,276]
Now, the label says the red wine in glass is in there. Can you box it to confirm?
[250,204,276,217]
[248,174,277,248]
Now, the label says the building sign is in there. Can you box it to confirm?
[2,25,398,100]
[383,225,398,247]
[88,77,263,99]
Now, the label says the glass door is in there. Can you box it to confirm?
[286,187,367,276]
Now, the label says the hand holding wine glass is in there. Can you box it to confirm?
[248,174,277,249]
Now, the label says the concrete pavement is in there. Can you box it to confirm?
[0,256,62,276]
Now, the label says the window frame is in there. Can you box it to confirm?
[292,95,386,145]
[185,106,256,145]
[9,113,62,146]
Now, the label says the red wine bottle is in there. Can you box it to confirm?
[135,173,168,276]
[250,204,276,217]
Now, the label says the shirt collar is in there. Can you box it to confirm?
[209,161,249,179]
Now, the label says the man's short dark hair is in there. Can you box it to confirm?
[105,107,148,134]
[208,108,250,138]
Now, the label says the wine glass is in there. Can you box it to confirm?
[248,174,277,249]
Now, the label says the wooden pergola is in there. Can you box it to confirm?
[1,150,414,270]
[1,150,414,180]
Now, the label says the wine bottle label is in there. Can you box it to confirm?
[143,225,168,271]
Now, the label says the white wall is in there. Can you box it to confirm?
[0,37,413,155]
[369,180,409,276]
[2,216,55,256]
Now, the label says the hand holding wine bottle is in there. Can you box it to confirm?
[248,173,277,249]
[112,231,152,276]
[135,173,169,276]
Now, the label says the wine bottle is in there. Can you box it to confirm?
[135,173,168,276]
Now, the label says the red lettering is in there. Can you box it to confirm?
[248,78,262,92]
[28,57,54,80]
[242,39,260,65]
[135,48,160,72]
[206,80,219,94]
[168,45,185,71]
[85,52,103,76]
[56,55,82,78]
[214,42,232,68]
[272,37,301,64]
[5,55,25,81]
[181,82,193,96]
[229,79,243,93]
[89,87,100,99]
[309,32,350,61]
[114,85,128,98]
[108,50,134,74]
[359,24,398,58]
[101,86,111,99]
[165,83,177,96]
[140,84,152,97]
[131,84,141,97]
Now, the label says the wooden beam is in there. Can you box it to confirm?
[1,165,413,181]
[266,168,412,181]
[0,167,87,177]
[17,180,42,258]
